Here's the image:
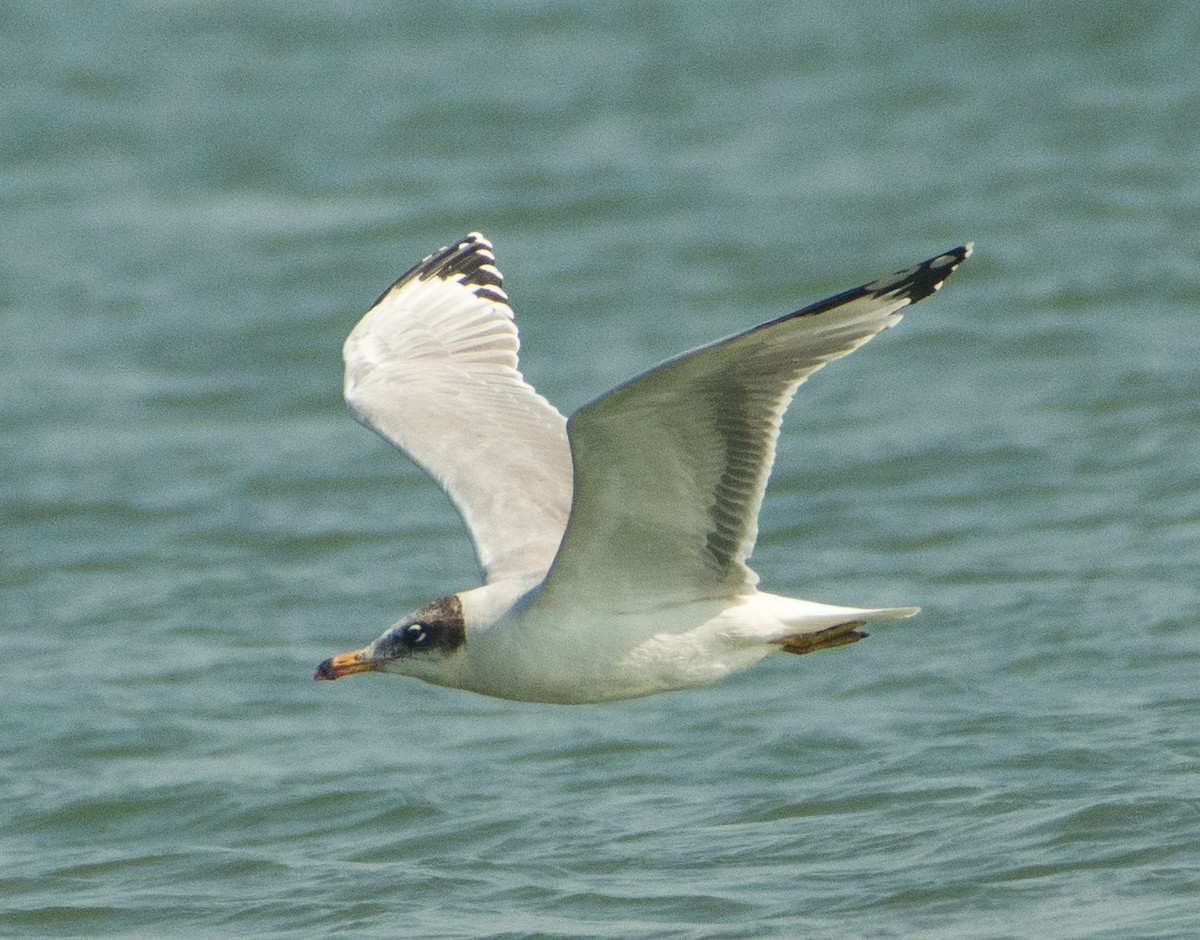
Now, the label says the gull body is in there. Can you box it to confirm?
[314,234,970,703]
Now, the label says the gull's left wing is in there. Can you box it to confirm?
[531,245,972,613]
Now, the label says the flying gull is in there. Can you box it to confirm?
[314,233,970,703]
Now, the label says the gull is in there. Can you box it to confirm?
[314,233,970,703]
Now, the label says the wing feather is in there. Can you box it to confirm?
[532,245,972,612]
[343,234,572,584]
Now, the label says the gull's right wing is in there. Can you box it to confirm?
[343,234,573,584]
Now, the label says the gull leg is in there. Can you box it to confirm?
[775,621,868,656]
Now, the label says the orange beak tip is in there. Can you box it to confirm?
[313,649,376,681]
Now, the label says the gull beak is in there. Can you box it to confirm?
[313,647,378,681]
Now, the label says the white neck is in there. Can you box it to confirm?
[456,576,541,632]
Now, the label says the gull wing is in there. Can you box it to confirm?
[343,233,572,584]
[531,245,972,612]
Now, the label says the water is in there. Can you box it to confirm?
[3,1,1198,937]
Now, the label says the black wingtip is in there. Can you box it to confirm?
[866,242,973,306]
[372,232,510,309]
[782,241,972,322]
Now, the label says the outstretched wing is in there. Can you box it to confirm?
[343,233,573,584]
[532,245,972,612]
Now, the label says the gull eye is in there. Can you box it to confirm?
[403,623,429,646]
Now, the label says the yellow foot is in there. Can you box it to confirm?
[775,621,868,656]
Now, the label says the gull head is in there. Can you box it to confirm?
[314,595,466,684]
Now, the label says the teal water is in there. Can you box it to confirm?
[3,1,1199,937]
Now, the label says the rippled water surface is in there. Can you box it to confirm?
[4,1,1199,937]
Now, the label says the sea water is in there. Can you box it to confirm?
[3,1,1198,937]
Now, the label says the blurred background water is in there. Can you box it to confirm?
[3,1,1198,937]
